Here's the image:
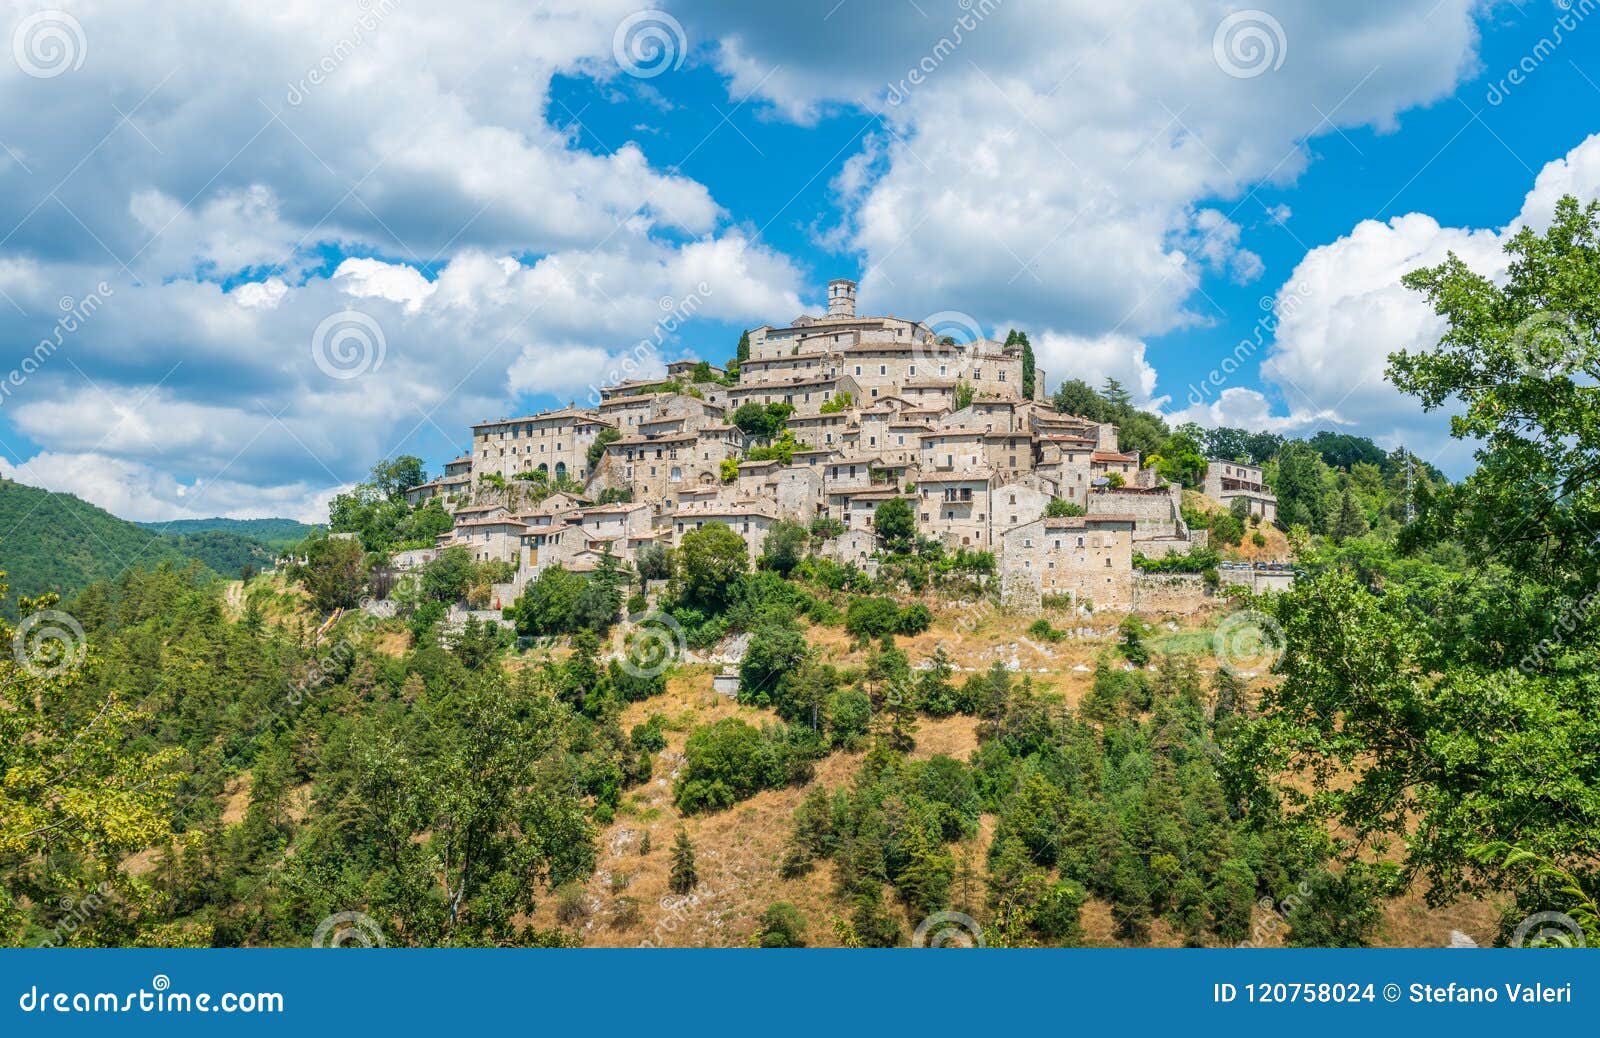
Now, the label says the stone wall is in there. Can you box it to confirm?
[1087,485,1182,538]
[1131,573,1208,614]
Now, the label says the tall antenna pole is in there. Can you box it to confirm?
[1404,446,1415,525]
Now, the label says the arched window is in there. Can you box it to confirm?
[555,461,567,480]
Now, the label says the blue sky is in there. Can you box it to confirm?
[1,1,1598,520]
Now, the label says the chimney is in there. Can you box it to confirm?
[827,278,857,318]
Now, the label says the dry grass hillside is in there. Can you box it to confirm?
[1183,489,1291,563]
[223,569,1494,948]
[515,600,1495,948]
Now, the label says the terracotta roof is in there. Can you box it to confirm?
[670,502,779,520]
[455,517,529,530]
[729,373,851,390]
[1041,514,1137,529]
[473,407,608,429]
[612,433,695,446]
[1091,450,1139,463]
[914,468,994,483]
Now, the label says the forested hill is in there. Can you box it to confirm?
[0,477,202,618]
[139,516,318,549]
[0,480,301,617]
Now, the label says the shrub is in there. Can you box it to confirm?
[826,688,871,749]
[756,902,808,947]
[845,595,901,639]
[609,896,642,930]
[674,718,814,813]
[1132,547,1220,573]
[1118,615,1150,666]
[631,715,667,754]
[896,601,933,635]
[1026,617,1064,642]
[555,884,591,925]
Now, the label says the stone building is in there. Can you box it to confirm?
[471,407,612,485]
[1204,460,1278,521]
[998,515,1137,609]
[916,469,995,549]
[669,503,779,562]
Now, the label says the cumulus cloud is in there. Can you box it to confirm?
[0,1,804,520]
[1168,132,1600,475]
[677,0,1483,334]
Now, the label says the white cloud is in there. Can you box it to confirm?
[679,0,1484,336]
[0,1,804,520]
[0,451,338,524]
[1033,331,1165,409]
[1169,132,1600,474]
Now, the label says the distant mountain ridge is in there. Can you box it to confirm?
[138,516,319,548]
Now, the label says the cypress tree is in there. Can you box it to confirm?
[669,828,698,894]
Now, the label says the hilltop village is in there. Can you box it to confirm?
[399,279,1279,613]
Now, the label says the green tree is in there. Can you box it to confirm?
[371,455,427,500]
[1329,486,1369,544]
[314,676,594,943]
[1052,378,1105,420]
[677,523,748,613]
[421,545,475,603]
[0,579,182,943]
[873,497,916,554]
[1274,441,1327,531]
[670,829,698,894]
[587,428,621,472]
[291,534,369,612]
[1007,328,1037,399]
[740,612,809,712]
[756,902,806,947]
[759,520,808,575]
[1232,197,1600,926]
[506,564,584,636]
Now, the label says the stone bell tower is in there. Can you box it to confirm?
[827,278,857,318]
